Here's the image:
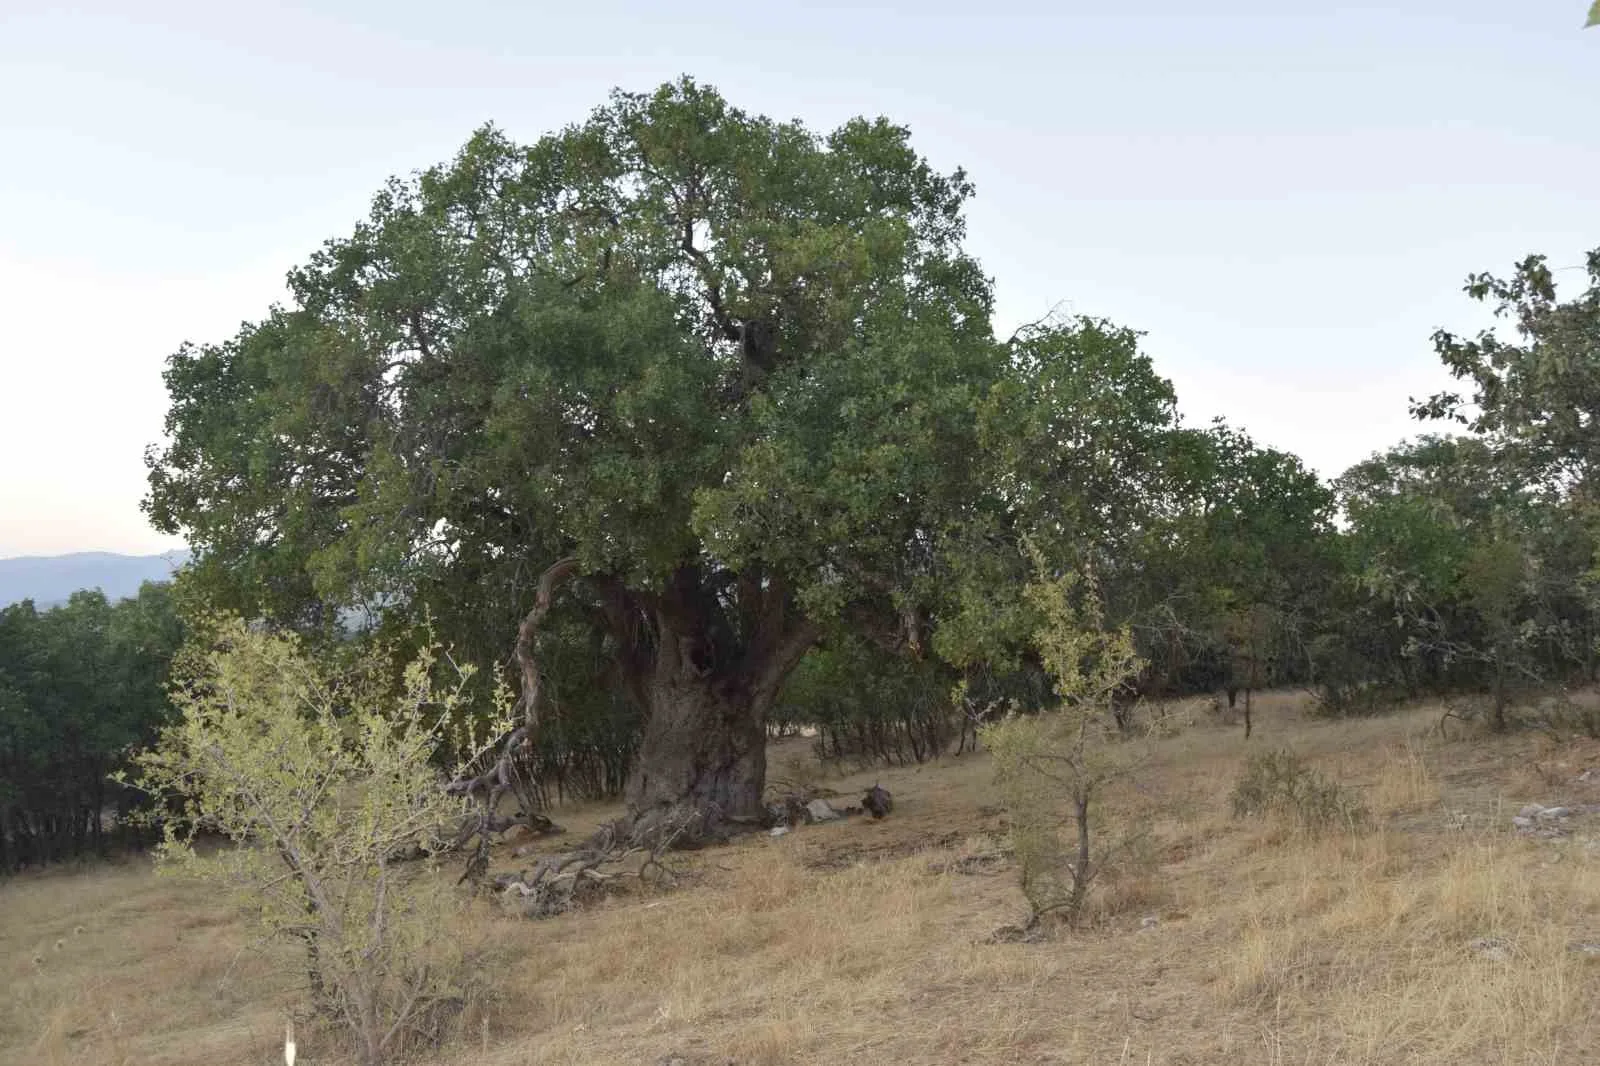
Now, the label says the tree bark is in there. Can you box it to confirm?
[625,677,771,821]
[615,569,819,825]
[512,557,820,832]
[515,556,581,732]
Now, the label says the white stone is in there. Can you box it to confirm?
[805,798,840,822]
[1468,936,1513,962]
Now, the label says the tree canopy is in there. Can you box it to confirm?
[141,77,1600,831]
[1414,251,1600,499]
[145,79,1186,824]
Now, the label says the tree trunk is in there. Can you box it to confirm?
[510,560,818,834]
[1492,647,1508,732]
[625,677,769,823]
[1068,788,1092,927]
[92,774,105,857]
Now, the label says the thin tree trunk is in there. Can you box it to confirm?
[1069,789,1091,926]
[92,774,105,857]
[1493,646,1508,732]
[515,556,581,734]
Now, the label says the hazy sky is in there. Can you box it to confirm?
[2,0,1597,557]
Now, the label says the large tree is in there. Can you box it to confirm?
[146,79,1180,826]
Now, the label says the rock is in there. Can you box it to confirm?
[768,825,790,838]
[1139,915,1160,931]
[804,799,840,823]
[1519,804,1545,819]
[502,824,534,845]
[1512,816,1534,829]
[1468,936,1514,962]
[1538,806,1572,821]
[491,869,529,890]
[1567,940,1600,957]
[1578,769,1597,783]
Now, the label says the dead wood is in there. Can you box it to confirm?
[448,557,582,888]
[491,811,701,918]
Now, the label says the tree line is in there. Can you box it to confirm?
[0,583,184,870]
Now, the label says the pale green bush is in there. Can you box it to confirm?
[981,551,1148,929]
[120,617,512,1065]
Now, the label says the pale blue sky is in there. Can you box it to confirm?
[1,0,1596,556]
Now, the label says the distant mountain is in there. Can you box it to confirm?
[0,551,191,610]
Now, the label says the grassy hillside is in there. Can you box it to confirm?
[5,693,1599,1065]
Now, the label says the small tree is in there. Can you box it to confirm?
[1461,533,1532,731]
[981,552,1147,928]
[1222,601,1279,738]
[120,617,510,1066]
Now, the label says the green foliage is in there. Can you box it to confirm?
[0,582,184,871]
[981,553,1147,928]
[121,618,509,1065]
[1588,2,1599,28]
[1230,749,1367,833]
[1414,249,1600,495]
[1105,420,1337,706]
[775,638,958,766]
[143,79,1189,812]
[1324,431,1595,719]
[132,73,1600,813]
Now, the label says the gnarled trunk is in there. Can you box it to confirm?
[626,678,769,821]
[513,559,817,834]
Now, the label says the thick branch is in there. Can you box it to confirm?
[750,617,821,709]
[681,221,741,344]
[515,556,581,732]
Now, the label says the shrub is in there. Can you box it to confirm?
[1230,748,1367,833]
[119,617,510,1066]
[981,552,1149,929]
[1526,691,1600,739]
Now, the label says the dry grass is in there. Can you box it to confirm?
[6,694,1600,1065]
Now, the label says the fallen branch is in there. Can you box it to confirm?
[490,809,700,918]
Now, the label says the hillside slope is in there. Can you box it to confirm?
[4,694,1599,1065]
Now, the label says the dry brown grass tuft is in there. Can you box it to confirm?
[5,695,1600,1064]
[1368,735,1443,815]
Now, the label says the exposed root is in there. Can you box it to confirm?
[491,811,700,918]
